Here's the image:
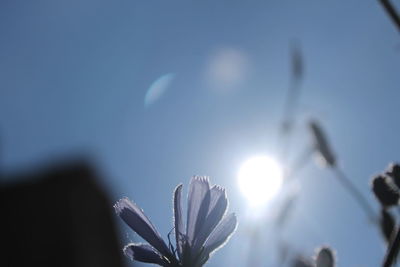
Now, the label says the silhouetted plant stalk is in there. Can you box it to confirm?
[333,168,377,223]
[284,146,313,183]
[380,208,396,244]
[245,226,262,267]
[370,164,400,265]
[278,41,304,161]
[275,194,298,266]
[309,120,377,224]
[383,226,400,267]
[379,0,400,32]
[371,163,400,252]
[386,164,400,218]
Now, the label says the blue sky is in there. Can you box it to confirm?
[1,1,400,266]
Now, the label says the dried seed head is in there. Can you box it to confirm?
[380,208,396,244]
[315,246,336,267]
[386,163,400,189]
[309,120,336,167]
[372,175,400,207]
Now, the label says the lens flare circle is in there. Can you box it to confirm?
[238,155,283,207]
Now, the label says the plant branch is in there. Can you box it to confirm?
[383,225,400,267]
[333,167,378,224]
[380,0,400,32]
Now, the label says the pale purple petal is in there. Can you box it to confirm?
[124,243,168,266]
[114,198,170,257]
[173,184,184,258]
[202,213,237,256]
[208,186,228,214]
[192,186,228,253]
[186,176,210,244]
[194,188,211,236]
[190,188,211,255]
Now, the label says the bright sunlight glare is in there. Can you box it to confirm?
[238,155,283,207]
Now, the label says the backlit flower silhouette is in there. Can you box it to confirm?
[114,176,237,267]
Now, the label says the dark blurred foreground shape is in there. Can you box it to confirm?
[0,159,126,267]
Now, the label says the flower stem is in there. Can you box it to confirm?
[383,225,400,267]
[247,230,259,267]
[380,0,400,33]
[277,41,303,162]
[284,147,313,183]
[333,167,378,224]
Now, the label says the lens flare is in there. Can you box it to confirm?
[238,155,283,207]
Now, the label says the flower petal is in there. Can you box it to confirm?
[194,188,211,237]
[192,186,228,253]
[114,198,170,257]
[202,213,237,256]
[173,184,184,258]
[124,243,168,266]
[186,176,210,244]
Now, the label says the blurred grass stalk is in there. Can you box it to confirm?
[380,0,400,32]
[278,40,303,161]
[309,121,377,224]
[332,167,377,223]
[246,226,262,267]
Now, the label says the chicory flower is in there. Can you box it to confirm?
[114,176,237,267]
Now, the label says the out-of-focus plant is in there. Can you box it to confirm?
[291,256,314,267]
[114,176,237,267]
[272,191,299,266]
[309,121,336,168]
[309,120,377,223]
[371,163,400,266]
[380,208,396,244]
[379,0,400,33]
[315,246,336,267]
[386,163,400,189]
[372,175,400,208]
[371,164,400,245]
[279,41,304,160]
[290,246,336,267]
[275,192,298,230]
[276,2,400,262]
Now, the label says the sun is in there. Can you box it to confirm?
[238,155,283,207]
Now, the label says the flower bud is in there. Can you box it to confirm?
[386,163,400,189]
[372,175,400,207]
[309,121,336,167]
[315,246,336,267]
